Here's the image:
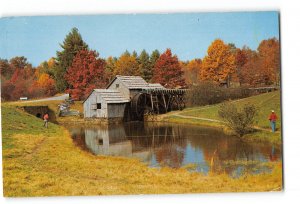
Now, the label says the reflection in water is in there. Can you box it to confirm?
[68,122,281,177]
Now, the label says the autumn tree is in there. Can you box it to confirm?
[34,73,56,96]
[105,56,118,83]
[183,59,202,86]
[200,39,236,87]
[35,58,56,79]
[6,65,35,100]
[258,38,280,85]
[235,48,247,85]
[53,28,88,92]
[0,59,12,79]
[9,56,29,70]
[114,51,140,76]
[65,50,106,100]
[240,48,262,86]
[138,50,152,82]
[152,49,185,88]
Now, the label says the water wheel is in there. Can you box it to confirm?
[131,93,148,120]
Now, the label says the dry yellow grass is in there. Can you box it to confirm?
[2,104,283,197]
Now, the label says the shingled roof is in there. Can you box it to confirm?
[106,75,148,89]
[146,83,166,90]
[107,75,165,90]
[84,89,129,104]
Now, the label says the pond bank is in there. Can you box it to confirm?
[149,114,282,147]
[149,91,282,147]
[2,104,282,196]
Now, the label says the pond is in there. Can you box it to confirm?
[66,122,281,178]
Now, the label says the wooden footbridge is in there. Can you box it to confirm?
[131,88,187,120]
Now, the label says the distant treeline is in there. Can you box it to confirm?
[1,27,280,101]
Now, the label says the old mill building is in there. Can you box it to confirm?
[83,75,186,121]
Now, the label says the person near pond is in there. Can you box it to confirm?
[268,110,278,132]
[43,113,49,128]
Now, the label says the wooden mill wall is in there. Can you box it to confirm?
[107,103,127,118]
[84,92,108,118]
[107,78,130,100]
[84,91,127,119]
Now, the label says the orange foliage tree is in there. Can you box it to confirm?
[200,39,236,86]
[182,59,202,86]
[65,50,106,100]
[114,51,140,76]
[105,56,117,83]
[235,48,247,85]
[152,49,186,88]
[257,38,280,85]
[34,73,56,96]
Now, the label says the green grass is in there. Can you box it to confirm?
[1,103,282,196]
[183,91,281,129]
[159,91,282,145]
[5,100,85,124]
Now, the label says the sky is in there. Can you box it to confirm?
[0,11,279,66]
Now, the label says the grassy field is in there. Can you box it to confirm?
[7,100,85,124]
[1,103,282,197]
[159,91,282,146]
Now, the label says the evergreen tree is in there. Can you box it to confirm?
[132,50,138,58]
[138,50,152,82]
[149,49,160,82]
[53,28,88,92]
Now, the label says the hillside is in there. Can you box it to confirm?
[1,103,282,196]
[160,91,282,145]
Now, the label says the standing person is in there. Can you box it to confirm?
[268,110,278,132]
[43,112,49,128]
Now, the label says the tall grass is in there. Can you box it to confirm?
[1,104,282,196]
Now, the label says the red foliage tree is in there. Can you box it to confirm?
[65,50,106,100]
[152,49,186,88]
[240,48,263,86]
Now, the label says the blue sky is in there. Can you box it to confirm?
[0,12,279,66]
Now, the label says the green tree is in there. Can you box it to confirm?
[132,50,138,58]
[53,28,88,92]
[218,102,258,137]
[149,49,160,81]
[138,50,152,82]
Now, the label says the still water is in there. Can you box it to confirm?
[67,122,281,177]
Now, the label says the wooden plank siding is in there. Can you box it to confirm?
[84,76,166,120]
[83,89,129,119]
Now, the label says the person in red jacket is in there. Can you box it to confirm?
[43,112,49,128]
[268,110,278,132]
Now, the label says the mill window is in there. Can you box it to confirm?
[116,84,119,88]
[97,103,101,109]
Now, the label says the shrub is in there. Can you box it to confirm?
[185,81,252,107]
[218,102,258,137]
